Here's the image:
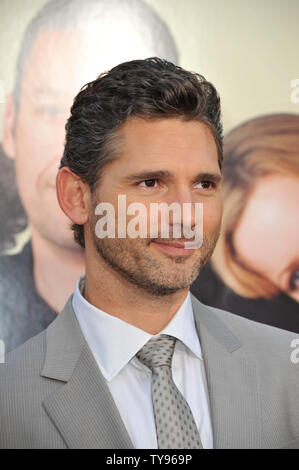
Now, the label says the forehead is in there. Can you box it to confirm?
[233,174,299,275]
[20,27,164,99]
[20,30,87,98]
[238,174,299,232]
[108,117,220,174]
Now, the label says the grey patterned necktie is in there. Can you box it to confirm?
[136,334,203,449]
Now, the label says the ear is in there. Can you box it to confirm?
[56,167,90,225]
[2,92,16,159]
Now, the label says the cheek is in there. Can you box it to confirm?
[15,108,66,163]
[14,118,51,174]
[14,114,67,191]
[14,135,41,196]
[202,198,223,234]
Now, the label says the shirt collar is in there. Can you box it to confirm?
[72,275,202,381]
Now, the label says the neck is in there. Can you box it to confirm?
[31,228,85,313]
[84,247,189,335]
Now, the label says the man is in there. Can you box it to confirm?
[0,0,178,351]
[0,58,298,449]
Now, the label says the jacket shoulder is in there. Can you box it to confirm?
[1,329,46,373]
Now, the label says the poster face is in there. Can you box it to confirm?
[0,0,298,354]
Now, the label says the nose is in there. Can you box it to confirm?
[164,185,200,234]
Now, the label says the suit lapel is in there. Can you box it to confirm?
[41,296,134,449]
[191,295,261,449]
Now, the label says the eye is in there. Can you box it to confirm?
[35,105,64,117]
[194,181,216,190]
[138,179,159,188]
[289,269,299,291]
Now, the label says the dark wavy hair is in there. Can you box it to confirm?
[60,57,223,248]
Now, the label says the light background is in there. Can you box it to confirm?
[0,0,299,137]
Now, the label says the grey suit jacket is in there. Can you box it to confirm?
[1,294,299,449]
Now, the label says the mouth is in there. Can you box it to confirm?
[151,240,196,257]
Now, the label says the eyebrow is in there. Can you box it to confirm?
[123,170,222,184]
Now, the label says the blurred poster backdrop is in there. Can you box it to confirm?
[0,0,298,352]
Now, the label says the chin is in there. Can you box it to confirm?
[141,282,185,297]
[147,272,196,293]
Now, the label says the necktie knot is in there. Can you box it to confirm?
[136,334,176,370]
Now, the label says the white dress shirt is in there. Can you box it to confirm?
[72,275,214,449]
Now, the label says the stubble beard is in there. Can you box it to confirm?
[92,230,220,297]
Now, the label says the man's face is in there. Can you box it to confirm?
[8,28,166,250]
[88,118,222,295]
